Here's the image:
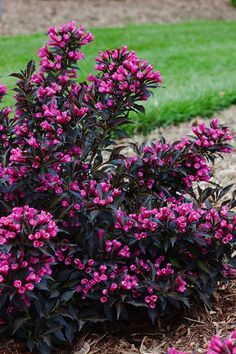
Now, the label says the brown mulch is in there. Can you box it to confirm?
[0,0,236,35]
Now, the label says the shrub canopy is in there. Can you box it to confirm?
[0,22,235,354]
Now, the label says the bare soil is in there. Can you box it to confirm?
[0,0,236,35]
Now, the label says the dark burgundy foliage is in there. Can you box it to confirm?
[0,22,235,354]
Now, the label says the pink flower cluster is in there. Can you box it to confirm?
[59,179,121,226]
[54,240,73,265]
[86,46,162,110]
[75,256,186,309]
[38,21,93,75]
[114,202,236,251]
[0,205,57,246]
[0,206,57,300]
[0,251,53,298]
[0,84,7,101]
[192,118,233,153]
[75,180,121,207]
[115,203,202,235]
[36,173,64,194]
[201,206,236,245]
[124,118,233,194]
[208,331,236,354]
[3,24,94,194]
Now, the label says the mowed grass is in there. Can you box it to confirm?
[0,21,236,133]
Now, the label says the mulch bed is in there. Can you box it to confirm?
[0,0,236,35]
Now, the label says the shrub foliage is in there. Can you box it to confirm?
[0,22,235,353]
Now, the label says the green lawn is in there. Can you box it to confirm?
[0,21,236,133]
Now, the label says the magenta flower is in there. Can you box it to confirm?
[0,84,7,100]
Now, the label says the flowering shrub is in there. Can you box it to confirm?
[168,330,236,354]
[0,21,235,353]
[0,206,57,294]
